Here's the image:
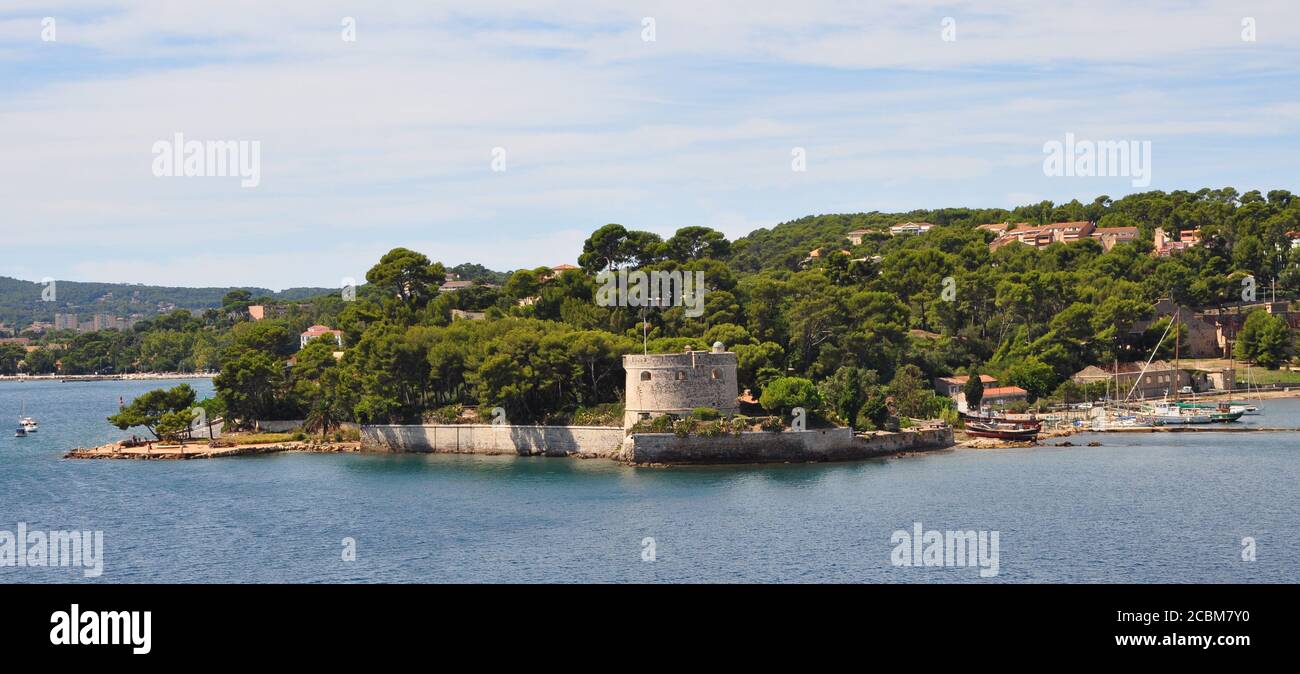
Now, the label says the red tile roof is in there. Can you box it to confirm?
[938,374,998,385]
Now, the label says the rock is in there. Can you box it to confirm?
[1086,441,1102,447]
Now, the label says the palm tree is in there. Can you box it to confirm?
[303,398,342,441]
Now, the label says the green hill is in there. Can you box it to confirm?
[0,276,335,330]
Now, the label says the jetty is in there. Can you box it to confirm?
[66,439,359,460]
[1094,426,1300,433]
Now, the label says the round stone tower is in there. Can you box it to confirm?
[623,342,739,429]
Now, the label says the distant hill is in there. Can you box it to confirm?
[447,262,511,285]
[0,276,335,330]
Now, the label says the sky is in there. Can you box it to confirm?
[1,0,1298,290]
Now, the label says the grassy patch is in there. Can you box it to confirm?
[1240,368,1300,385]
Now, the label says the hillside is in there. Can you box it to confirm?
[0,276,334,329]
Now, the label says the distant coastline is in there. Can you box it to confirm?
[0,373,215,382]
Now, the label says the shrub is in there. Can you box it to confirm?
[856,394,889,430]
[697,420,728,437]
[429,403,464,424]
[729,415,749,436]
[759,415,784,433]
[672,419,695,438]
[759,377,821,416]
[690,407,721,421]
[630,415,676,434]
[573,403,624,426]
[938,406,959,426]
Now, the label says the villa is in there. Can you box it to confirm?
[889,222,936,236]
[299,324,344,349]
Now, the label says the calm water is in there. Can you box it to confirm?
[1,380,1297,583]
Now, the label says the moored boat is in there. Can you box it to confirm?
[964,421,1039,441]
[1140,403,1213,425]
[960,412,1042,430]
[18,400,38,432]
[1174,402,1256,417]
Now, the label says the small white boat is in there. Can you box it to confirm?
[18,400,37,432]
[14,426,27,437]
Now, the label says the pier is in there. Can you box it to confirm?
[1093,426,1300,433]
[65,439,359,460]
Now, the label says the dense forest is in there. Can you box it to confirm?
[7,188,1298,434]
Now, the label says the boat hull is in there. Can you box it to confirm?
[965,422,1039,441]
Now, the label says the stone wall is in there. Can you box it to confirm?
[360,424,626,459]
[255,419,304,433]
[252,420,359,433]
[359,423,953,466]
[623,427,953,465]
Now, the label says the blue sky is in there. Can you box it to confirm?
[2,1,1298,289]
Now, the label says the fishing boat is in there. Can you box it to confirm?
[960,412,1042,430]
[1140,403,1213,425]
[1172,402,1245,422]
[1174,401,1258,416]
[964,421,1039,441]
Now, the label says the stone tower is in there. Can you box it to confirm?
[623,342,739,429]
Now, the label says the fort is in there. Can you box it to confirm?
[358,342,955,464]
[622,342,738,428]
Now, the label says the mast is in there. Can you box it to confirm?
[1227,338,1233,403]
[1172,309,1180,401]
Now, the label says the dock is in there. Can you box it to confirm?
[65,439,360,460]
[1093,426,1300,433]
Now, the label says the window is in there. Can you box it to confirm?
[676,371,687,381]
[640,371,651,381]
[711,368,721,380]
